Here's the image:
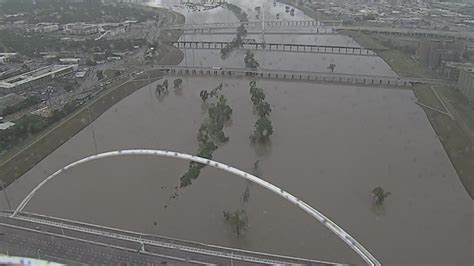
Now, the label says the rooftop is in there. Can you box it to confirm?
[0,65,75,89]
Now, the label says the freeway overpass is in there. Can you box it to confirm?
[0,211,333,265]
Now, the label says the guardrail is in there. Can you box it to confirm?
[157,65,414,87]
[1,211,332,265]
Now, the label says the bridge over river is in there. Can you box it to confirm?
[155,65,449,87]
[163,21,474,41]
[169,41,383,56]
[162,19,342,31]
[6,149,381,265]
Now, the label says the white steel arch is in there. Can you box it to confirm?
[12,149,380,265]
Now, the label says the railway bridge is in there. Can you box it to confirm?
[169,41,383,56]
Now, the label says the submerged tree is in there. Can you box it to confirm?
[223,209,248,237]
[242,185,250,204]
[327,63,336,73]
[255,101,272,118]
[244,50,260,69]
[250,116,273,143]
[237,24,248,38]
[250,87,265,106]
[200,90,209,102]
[162,79,169,91]
[372,187,391,204]
[173,78,183,89]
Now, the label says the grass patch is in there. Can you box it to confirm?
[437,86,474,140]
[341,30,436,79]
[379,50,435,78]
[413,84,474,198]
[338,30,387,50]
[413,84,445,110]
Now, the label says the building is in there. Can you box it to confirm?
[0,65,76,92]
[0,53,18,64]
[27,23,59,33]
[440,61,474,80]
[59,58,81,64]
[458,68,474,103]
[0,121,15,130]
[64,23,100,35]
[416,39,465,69]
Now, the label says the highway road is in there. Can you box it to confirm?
[0,223,193,265]
[0,213,333,265]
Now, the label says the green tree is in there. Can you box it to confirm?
[237,24,248,38]
[244,50,259,69]
[86,58,96,66]
[250,87,265,106]
[250,117,273,143]
[372,187,391,204]
[256,101,271,118]
[223,209,248,237]
[200,90,209,102]
[96,70,104,80]
[173,78,183,89]
[327,63,336,73]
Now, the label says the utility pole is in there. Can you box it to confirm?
[0,181,12,211]
[87,106,98,154]
[262,3,265,46]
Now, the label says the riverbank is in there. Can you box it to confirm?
[0,7,185,188]
[281,1,474,199]
[343,31,474,199]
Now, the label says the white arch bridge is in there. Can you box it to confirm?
[11,149,380,265]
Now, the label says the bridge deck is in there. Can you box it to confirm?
[162,21,474,41]
[162,19,342,30]
[171,41,381,56]
[0,211,334,265]
[154,65,425,87]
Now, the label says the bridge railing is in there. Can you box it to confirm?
[169,41,383,56]
[156,65,412,87]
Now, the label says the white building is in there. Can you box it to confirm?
[0,53,18,64]
[0,65,77,92]
[0,121,15,130]
[64,23,100,35]
[59,58,81,64]
[27,23,59,33]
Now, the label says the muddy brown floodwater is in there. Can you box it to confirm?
[2,0,473,265]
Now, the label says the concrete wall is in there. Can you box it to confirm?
[458,68,474,103]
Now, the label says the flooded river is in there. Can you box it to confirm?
[1,0,472,264]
